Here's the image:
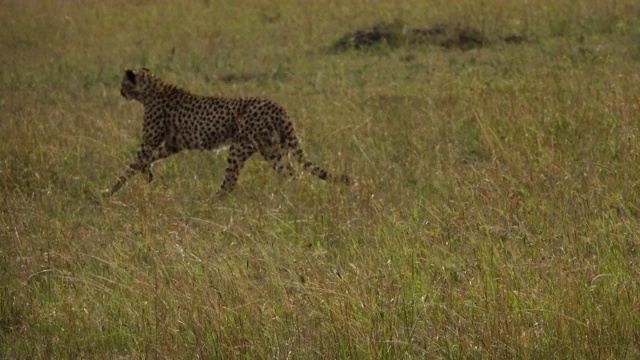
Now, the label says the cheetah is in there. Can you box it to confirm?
[104,68,352,196]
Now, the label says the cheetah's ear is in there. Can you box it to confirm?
[141,67,150,72]
[125,69,136,84]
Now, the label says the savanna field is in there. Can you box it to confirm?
[2,0,640,358]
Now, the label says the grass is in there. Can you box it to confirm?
[2,0,640,358]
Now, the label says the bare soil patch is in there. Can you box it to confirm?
[331,20,526,52]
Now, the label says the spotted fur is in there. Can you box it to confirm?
[105,68,352,196]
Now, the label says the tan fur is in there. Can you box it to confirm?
[105,68,352,196]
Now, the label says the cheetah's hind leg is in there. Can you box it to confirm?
[216,142,257,197]
[259,142,295,180]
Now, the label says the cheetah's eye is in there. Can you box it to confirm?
[125,69,136,84]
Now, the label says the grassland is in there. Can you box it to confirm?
[1,0,640,358]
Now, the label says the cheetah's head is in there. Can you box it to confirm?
[120,67,155,101]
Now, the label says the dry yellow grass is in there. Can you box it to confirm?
[2,0,640,358]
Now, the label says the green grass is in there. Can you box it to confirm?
[2,0,640,358]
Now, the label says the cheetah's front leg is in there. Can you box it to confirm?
[104,149,152,196]
[104,143,178,196]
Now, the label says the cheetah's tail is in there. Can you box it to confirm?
[287,136,353,185]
